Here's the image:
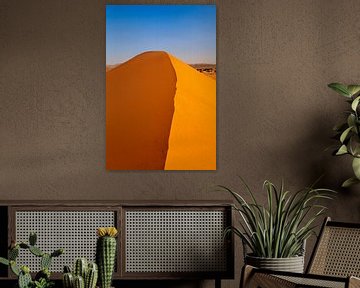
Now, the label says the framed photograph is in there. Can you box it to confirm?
[106,4,216,170]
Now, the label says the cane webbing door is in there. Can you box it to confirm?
[11,207,117,275]
[122,206,233,279]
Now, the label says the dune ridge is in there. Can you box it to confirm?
[106,51,216,170]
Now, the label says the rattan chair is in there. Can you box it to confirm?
[241,217,360,288]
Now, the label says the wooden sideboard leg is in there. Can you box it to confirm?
[215,278,221,288]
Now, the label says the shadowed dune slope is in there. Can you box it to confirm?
[165,54,216,170]
[106,51,176,170]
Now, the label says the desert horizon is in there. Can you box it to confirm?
[106,52,216,79]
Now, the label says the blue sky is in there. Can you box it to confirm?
[106,5,216,65]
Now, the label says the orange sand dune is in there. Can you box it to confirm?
[165,55,216,170]
[106,51,216,170]
[106,51,176,170]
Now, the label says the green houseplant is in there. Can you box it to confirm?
[220,179,334,272]
[328,83,360,187]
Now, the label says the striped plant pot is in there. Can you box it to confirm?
[245,254,305,273]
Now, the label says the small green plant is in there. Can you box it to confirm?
[328,82,360,187]
[219,179,335,258]
[62,258,98,288]
[0,232,63,288]
[32,278,54,288]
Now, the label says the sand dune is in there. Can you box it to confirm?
[106,51,176,170]
[106,64,121,72]
[165,54,216,170]
[106,51,216,170]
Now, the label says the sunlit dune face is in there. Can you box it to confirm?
[165,54,216,170]
[106,51,216,170]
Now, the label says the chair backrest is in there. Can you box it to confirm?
[307,217,360,277]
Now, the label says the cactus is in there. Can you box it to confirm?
[41,253,52,270]
[96,227,118,288]
[63,260,98,288]
[19,243,30,249]
[29,245,44,257]
[64,265,72,273]
[62,265,74,288]
[9,246,19,260]
[74,258,88,279]
[18,267,32,288]
[18,270,32,288]
[85,263,98,288]
[29,232,37,246]
[63,272,74,288]
[74,275,85,288]
[51,248,64,258]
[10,260,20,276]
[0,232,63,288]
[21,265,30,274]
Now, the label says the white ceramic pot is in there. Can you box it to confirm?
[245,254,305,273]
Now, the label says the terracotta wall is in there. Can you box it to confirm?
[1,0,360,287]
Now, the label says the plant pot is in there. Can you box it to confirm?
[245,254,304,273]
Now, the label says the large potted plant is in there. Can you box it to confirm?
[220,179,334,273]
[328,83,360,187]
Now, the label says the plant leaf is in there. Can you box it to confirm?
[0,257,9,266]
[238,176,259,206]
[349,136,360,156]
[342,177,360,188]
[336,145,348,155]
[347,114,356,130]
[347,85,360,97]
[328,83,351,97]
[352,96,360,111]
[340,126,353,143]
[352,157,360,179]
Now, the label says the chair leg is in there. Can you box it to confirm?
[240,265,255,288]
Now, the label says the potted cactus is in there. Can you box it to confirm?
[0,232,64,288]
[96,227,118,288]
[62,258,98,288]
